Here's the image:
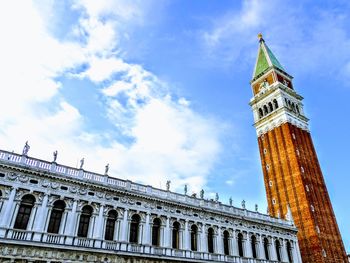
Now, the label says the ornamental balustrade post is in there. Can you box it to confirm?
[0,187,16,237]
[33,193,49,241]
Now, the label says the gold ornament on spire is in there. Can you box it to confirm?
[258,33,263,41]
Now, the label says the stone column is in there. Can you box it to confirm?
[217,229,223,254]
[184,220,190,250]
[164,216,170,247]
[65,199,78,245]
[258,235,265,259]
[142,212,150,245]
[200,226,207,252]
[92,204,104,247]
[245,234,252,258]
[27,203,38,231]
[88,214,96,238]
[59,210,68,234]
[121,209,129,242]
[269,238,277,261]
[0,187,16,237]
[281,239,288,262]
[33,194,49,241]
[138,220,143,244]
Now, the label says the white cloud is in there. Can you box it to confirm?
[0,0,223,194]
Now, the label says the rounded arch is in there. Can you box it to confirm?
[251,235,257,258]
[190,224,198,251]
[172,221,180,249]
[275,239,282,261]
[286,241,293,262]
[273,99,279,109]
[237,232,244,257]
[207,227,214,253]
[14,194,36,230]
[263,237,270,260]
[77,205,93,237]
[268,102,273,112]
[223,230,230,255]
[129,214,141,243]
[105,210,118,241]
[47,200,66,234]
[152,217,161,246]
[296,104,300,114]
[258,108,263,118]
[263,105,269,115]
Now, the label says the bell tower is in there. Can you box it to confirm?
[249,34,347,263]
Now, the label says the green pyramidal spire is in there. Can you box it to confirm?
[253,34,285,79]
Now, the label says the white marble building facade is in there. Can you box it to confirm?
[0,149,302,263]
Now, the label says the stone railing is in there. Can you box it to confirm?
[2,228,284,263]
[0,149,292,228]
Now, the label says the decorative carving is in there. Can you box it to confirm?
[18,174,29,183]
[8,172,18,180]
[51,182,59,189]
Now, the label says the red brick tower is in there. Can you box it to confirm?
[249,34,347,263]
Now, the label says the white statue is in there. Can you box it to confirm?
[105,163,109,175]
[215,193,219,202]
[22,141,30,156]
[229,197,233,206]
[184,184,187,195]
[241,200,246,209]
[53,150,58,162]
[255,204,258,212]
[80,158,85,169]
[166,180,171,191]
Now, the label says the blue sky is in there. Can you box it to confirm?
[0,0,349,251]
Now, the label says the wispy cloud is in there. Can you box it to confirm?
[0,0,223,193]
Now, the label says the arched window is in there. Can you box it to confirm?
[296,105,300,114]
[286,241,293,262]
[47,200,65,234]
[273,99,279,109]
[207,228,214,253]
[152,218,161,246]
[268,102,273,112]
[291,103,296,113]
[77,205,93,237]
[264,237,270,260]
[238,233,244,257]
[172,222,180,249]
[223,230,230,255]
[258,108,263,118]
[275,239,281,261]
[263,105,269,115]
[14,194,35,230]
[129,214,140,243]
[105,210,117,241]
[191,224,198,251]
[251,235,257,258]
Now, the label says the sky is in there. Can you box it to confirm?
[0,0,349,252]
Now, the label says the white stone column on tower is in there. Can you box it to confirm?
[65,199,78,245]
[138,219,144,244]
[184,220,190,250]
[0,187,16,237]
[59,209,68,235]
[87,211,96,239]
[32,193,49,241]
[142,212,150,245]
[294,240,303,263]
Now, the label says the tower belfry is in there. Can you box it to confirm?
[249,34,347,263]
